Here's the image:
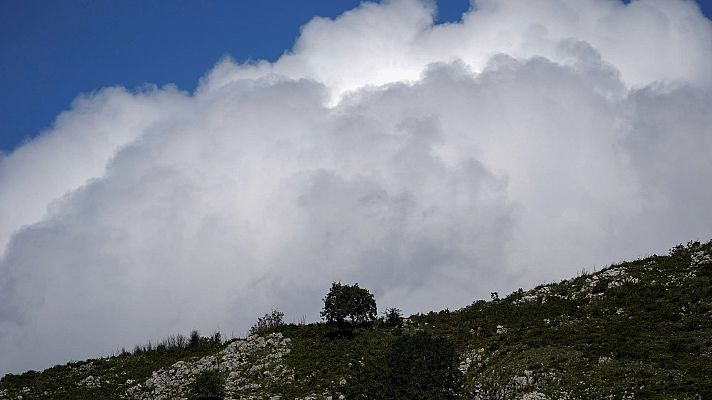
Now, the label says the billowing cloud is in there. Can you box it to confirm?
[1,0,711,375]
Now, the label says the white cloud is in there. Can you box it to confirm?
[0,86,190,257]
[1,0,711,375]
[202,0,712,101]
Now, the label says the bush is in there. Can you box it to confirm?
[189,370,225,400]
[189,330,201,349]
[347,331,462,399]
[383,307,403,328]
[250,309,285,335]
[321,282,377,328]
[387,331,462,399]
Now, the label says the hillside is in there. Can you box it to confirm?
[1,240,711,399]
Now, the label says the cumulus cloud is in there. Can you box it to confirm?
[1,0,711,374]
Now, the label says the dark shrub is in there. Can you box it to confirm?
[189,330,201,349]
[383,307,403,328]
[189,370,225,400]
[387,331,462,399]
[347,331,462,399]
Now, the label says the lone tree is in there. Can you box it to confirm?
[321,282,377,327]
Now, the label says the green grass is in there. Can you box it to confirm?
[0,338,225,400]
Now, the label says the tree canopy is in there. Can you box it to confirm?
[321,282,377,327]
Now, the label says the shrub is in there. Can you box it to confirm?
[189,370,225,400]
[321,282,377,328]
[347,331,462,399]
[387,331,462,399]
[250,309,285,335]
[189,330,201,349]
[165,333,188,349]
[383,307,403,328]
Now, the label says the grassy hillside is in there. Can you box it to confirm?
[2,239,711,399]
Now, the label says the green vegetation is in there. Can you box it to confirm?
[189,370,225,400]
[346,330,462,399]
[0,331,224,400]
[2,240,711,399]
[249,309,285,335]
[383,307,403,328]
[321,282,377,328]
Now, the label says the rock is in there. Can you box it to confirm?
[521,391,548,400]
[124,332,294,399]
[691,250,712,267]
[598,356,612,364]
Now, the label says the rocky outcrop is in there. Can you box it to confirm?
[125,333,292,400]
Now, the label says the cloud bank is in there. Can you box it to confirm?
[1,0,711,374]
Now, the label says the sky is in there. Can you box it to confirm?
[1,0,712,375]
[0,0,471,152]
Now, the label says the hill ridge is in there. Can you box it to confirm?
[2,239,711,399]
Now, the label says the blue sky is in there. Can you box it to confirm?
[0,0,473,152]
[2,0,711,152]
